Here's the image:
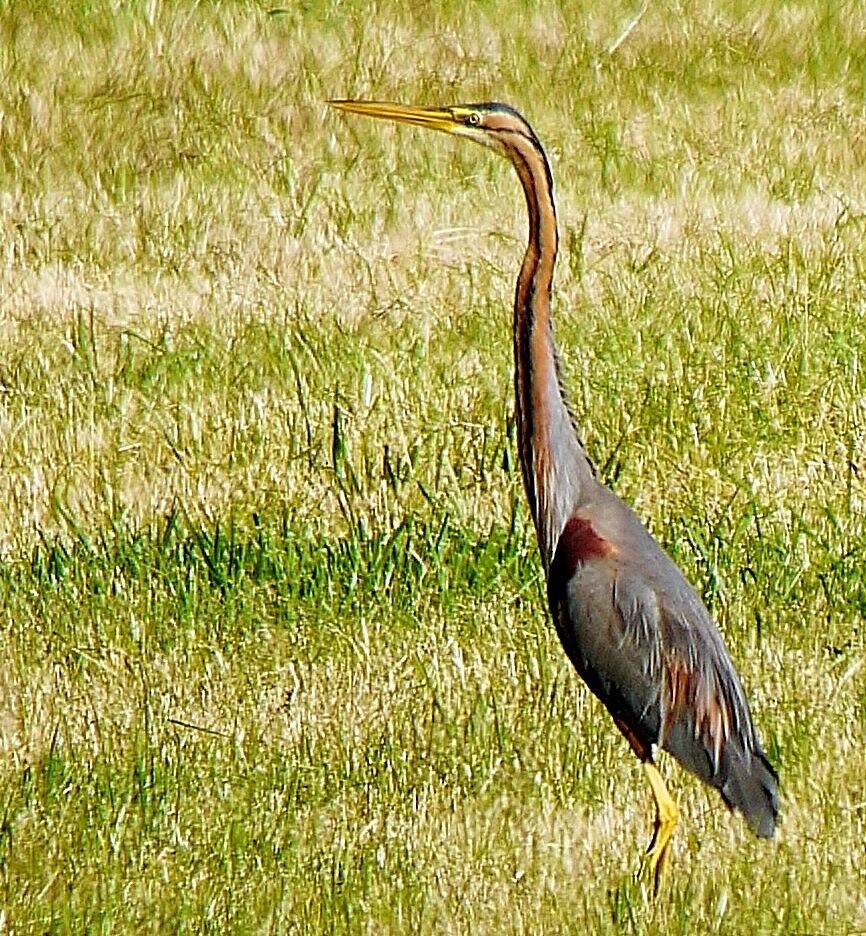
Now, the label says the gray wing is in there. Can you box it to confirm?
[548,505,779,837]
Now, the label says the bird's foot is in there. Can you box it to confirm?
[640,815,676,894]
[638,762,679,895]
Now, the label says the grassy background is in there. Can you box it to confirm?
[1,0,865,932]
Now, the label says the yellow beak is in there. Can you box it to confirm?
[327,100,459,134]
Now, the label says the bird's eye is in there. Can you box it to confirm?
[467,112,481,126]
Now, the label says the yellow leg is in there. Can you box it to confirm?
[641,761,679,892]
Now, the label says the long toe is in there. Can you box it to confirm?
[640,763,679,894]
[642,815,676,893]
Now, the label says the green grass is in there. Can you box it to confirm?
[1,0,865,931]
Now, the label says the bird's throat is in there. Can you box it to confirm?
[510,164,590,567]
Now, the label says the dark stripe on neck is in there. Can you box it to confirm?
[505,129,556,260]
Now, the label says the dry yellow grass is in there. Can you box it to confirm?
[1,0,865,932]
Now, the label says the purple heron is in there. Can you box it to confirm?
[328,99,779,886]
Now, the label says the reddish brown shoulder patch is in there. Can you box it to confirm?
[550,515,617,583]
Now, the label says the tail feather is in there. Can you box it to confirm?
[719,749,779,838]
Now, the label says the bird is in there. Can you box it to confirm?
[328,98,779,887]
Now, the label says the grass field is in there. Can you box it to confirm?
[1,0,865,932]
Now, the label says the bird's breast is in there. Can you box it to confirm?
[549,515,617,585]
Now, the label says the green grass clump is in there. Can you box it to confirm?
[1,0,865,932]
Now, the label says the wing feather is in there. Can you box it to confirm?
[548,500,779,837]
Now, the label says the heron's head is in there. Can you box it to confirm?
[327,99,537,160]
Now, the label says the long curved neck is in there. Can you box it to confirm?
[509,132,595,570]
